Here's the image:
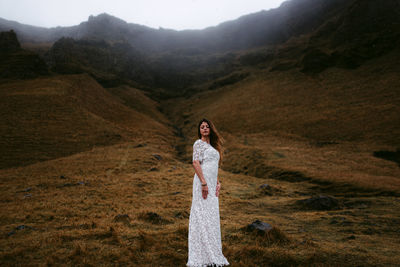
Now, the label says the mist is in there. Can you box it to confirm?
[0,0,286,30]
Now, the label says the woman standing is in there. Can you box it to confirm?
[187,118,229,267]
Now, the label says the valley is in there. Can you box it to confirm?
[1,0,400,265]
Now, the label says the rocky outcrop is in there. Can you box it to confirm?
[0,30,20,53]
[0,30,48,79]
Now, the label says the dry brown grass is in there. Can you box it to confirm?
[1,51,400,266]
[1,141,399,266]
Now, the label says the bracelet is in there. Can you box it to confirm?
[202,183,207,186]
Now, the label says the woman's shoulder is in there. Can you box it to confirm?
[194,139,209,146]
[193,139,202,145]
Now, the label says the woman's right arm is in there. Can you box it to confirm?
[193,160,208,199]
[192,160,206,184]
[192,140,208,199]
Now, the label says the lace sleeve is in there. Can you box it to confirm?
[192,140,204,163]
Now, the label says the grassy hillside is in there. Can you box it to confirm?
[0,74,175,169]
[162,48,400,193]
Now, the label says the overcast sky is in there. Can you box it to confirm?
[0,0,287,30]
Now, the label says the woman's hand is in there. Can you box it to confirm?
[216,181,221,197]
[202,184,208,199]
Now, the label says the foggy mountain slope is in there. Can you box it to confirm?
[33,0,400,97]
[276,0,400,73]
[45,37,153,88]
[0,17,80,44]
[0,0,350,53]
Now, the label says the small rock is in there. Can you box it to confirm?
[171,191,181,195]
[152,154,162,160]
[17,187,32,193]
[15,225,34,230]
[16,225,27,230]
[60,175,67,179]
[148,167,159,172]
[241,220,289,244]
[174,211,189,219]
[245,219,273,233]
[7,230,16,237]
[23,194,32,198]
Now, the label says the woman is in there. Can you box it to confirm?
[187,118,229,267]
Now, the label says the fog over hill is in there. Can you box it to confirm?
[2,0,398,97]
[0,0,351,52]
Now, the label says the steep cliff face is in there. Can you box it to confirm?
[299,0,400,72]
[45,37,152,88]
[0,30,21,53]
[0,30,48,79]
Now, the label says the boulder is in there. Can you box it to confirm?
[244,219,273,233]
[242,220,290,244]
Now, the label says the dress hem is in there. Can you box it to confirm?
[186,263,229,267]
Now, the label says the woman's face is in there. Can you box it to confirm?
[199,122,210,137]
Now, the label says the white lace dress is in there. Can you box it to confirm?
[187,139,229,267]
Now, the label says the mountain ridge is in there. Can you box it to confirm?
[0,0,351,52]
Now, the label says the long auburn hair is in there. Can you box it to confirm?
[197,118,225,165]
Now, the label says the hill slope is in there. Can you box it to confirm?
[0,74,174,169]
[162,47,400,192]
